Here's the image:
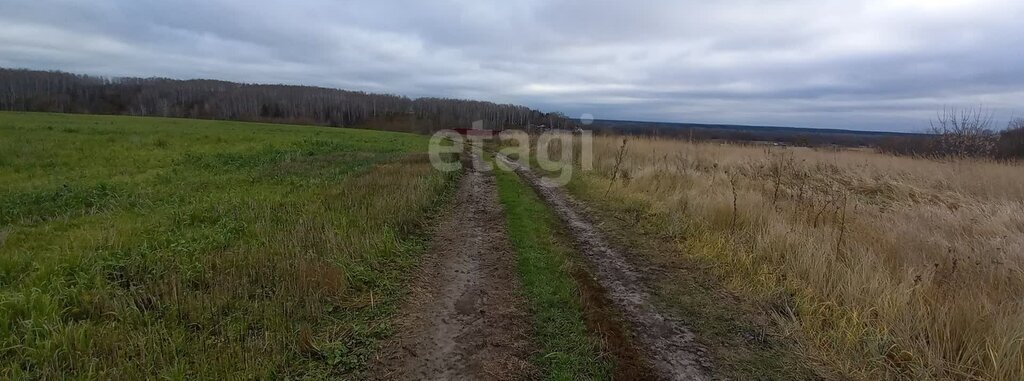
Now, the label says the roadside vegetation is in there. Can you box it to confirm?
[492,161,612,380]
[570,135,1024,380]
[0,112,458,379]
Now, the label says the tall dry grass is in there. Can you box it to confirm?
[578,136,1024,380]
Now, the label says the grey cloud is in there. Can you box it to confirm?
[1,0,1023,131]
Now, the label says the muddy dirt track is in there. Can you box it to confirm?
[373,153,712,380]
[497,154,712,381]
[370,155,534,380]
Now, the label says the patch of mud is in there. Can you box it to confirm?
[498,154,713,381]
[370,155,534,380]
[569,262,658,380]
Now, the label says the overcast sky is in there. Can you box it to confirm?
[2,0,1022,131]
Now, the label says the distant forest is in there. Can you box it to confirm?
[4,68,1020,159]
[584,119,920,148]
[588,116,1023,159]
[0,68,575,131]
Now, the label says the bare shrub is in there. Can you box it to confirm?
[929,107,998,158]
[1009,117,1024,130]
[997,117,1024,159]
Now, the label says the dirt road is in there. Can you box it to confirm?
[373,152,712,380]
[370,155,534,380]
[497,154,713,381]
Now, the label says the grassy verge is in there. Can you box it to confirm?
[492,165,611,380]
[0,112,458,379]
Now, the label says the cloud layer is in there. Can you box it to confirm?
[2,0,1022,131]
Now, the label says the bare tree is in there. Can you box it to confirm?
[930,106,998,157]
[996,117,1024,159]
[1008,117,1024,131]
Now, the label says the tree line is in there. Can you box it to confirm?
[878,107,1024,160]
[585,119,916,148]
[0,68,573,131]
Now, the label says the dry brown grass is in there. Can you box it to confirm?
[575,136,1024,380]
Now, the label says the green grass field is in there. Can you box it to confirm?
[0,112,458,379]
